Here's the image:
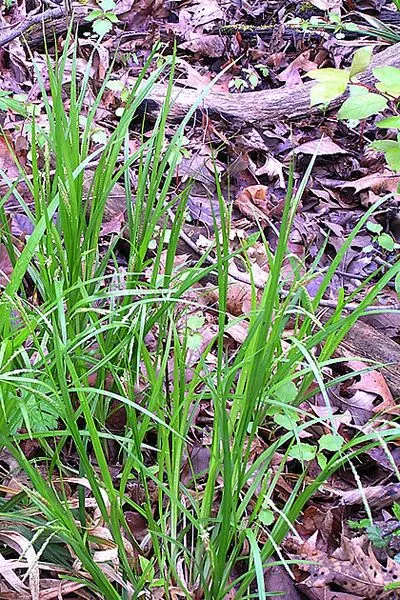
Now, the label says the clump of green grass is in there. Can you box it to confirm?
[0,30,399,600]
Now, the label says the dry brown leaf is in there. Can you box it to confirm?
[228,260,268,289]
[207,278,258,317]
[184,0,224,31]
[0,245,13,287]
[100,211,126,236]
[337,483,400,509]
[125,511,148,544]
[0,531,39,599]
[308,0,342,9]
[225,319,249,343]
[0,135,20,181]
[277,51,318,86]
[186,323,219,370]
[180,34,226,57]
[265,564,302,599]
[299,506,336,547]
[341,171,400,194]
[351,371,395,414]
[337,389,377,426]
[254,154,285,187]
[294,137,348,156]
[289,534,394,598]
[235,185,271,227]
[344,360,399,419]
[175,59,227,91]
[181,443,211,485]
[297,583,365,600]
[0,554,29,596]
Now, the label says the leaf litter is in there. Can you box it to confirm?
[0,0,400,597]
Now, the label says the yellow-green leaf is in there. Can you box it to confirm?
[349,46,373,78]
[309,69,350,106]
[374,66,400,97]
[338,92,387,120]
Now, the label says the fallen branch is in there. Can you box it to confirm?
[143,42,400,128]
[339,319,400,400]
[0,4,88,48]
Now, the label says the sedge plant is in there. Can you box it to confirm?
[0,27,399,600]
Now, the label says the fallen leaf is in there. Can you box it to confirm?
[336,389,376,426]
[225,319,249,343]
[187,193,219,225]
[255,154,285,188]
[341,170,400,194]
[0,135,20,181]
[296,584,363,599]
[351,370,395,412]
[288,534,396,598]
[308,0,342,9]
[337,483,400,509]
[294,138,348,156]
[278,51,318,87]
[181,443,211,485]
[0,531,39,599]
[124,511,148,544]
[224,282,253,316]
[180,34,226,57]
[185,0,224,31]
[264,564,302,599]
[235,185,271,227]
[11,213,34,240]
[345,360,398,418]
[100,211,126,236]
[0,244,13,287]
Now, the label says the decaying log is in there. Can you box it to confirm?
[142,42,400,128]
[340,319,400,400]
[0,3,89,48]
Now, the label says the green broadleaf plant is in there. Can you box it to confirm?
[309,48,400,178]
[85,0,119,38]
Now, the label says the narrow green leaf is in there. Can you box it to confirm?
[395,271,400,295]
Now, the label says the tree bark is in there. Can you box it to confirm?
[142,42,400,128]
[339,319,400,399]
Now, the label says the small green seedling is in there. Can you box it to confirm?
[85,0,119,37]
[229,68,259,92]
[366,221,400,252]
[186,314,206,350]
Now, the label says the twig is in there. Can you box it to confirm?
[0,6,64,47]
[172,212,400,313]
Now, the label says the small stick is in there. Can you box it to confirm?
[171,211,400,313]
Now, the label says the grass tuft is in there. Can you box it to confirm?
[0,31,399,600]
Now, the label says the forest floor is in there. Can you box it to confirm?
[1,0,400,598]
